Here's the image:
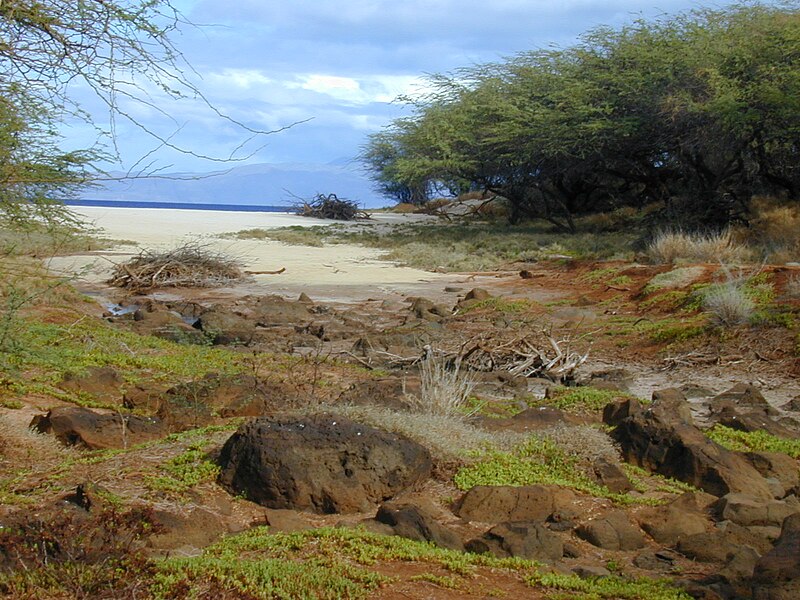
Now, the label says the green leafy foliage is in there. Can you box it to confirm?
[536,386,633,413]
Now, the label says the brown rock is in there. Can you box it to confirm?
[466,521,563,561]
[31,406,164,450]
[714,493,800,527]
[337,377,419,411]
[637,493,713,545]
[744,451,800,494]
[455,485,577,523]
[606,397,773,499]
[197,307,255,345]
[217,414,432,514]
[753,513,800,583]
[576,510,645,550]
[375,502,463,551]
[677,521,772,563]
[59,366,123,401]
[592,457,634,493]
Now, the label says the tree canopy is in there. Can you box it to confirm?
[362,2,800,229]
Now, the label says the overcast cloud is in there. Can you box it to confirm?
[79,1,745,173]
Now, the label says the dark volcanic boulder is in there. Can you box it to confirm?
[31,406,164,449]
[605,397,773,499]
[59,366,123,402]
[375,502,463,551]
[753,513,800,599]
[217,414,432,513]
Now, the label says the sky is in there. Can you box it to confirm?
[69,0,742,175]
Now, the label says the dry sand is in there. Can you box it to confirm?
[47,206,469,303]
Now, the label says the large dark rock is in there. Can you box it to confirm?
[753,513,800,599]
[592,457,634,493]
[466,522,563,561]
[709,384,777,416]
[374,502,463,551]
[217,414,432,514]
[455,485,577,523]
[31,406,164,449]
[605,397,773,499]
[575,510,646,550]
[744,451,800,495]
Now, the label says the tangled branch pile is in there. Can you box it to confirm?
[461,333,589,382]
[295,193,369,220]
[107,243,245,291]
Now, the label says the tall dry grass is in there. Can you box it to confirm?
[410,349,477,418]
[648,229,748,264]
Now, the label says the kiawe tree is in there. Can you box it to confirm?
[0,0,281,223]
[364,2,800,230]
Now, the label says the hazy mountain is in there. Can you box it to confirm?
[87,161,385,208]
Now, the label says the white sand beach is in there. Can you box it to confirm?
[47,206,463,303]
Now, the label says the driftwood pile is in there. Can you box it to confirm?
[107,243,245,291]
[294,193,369,221]
[461,333,590,382]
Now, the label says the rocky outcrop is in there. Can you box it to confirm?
[605,396,774,499]
[713,493,800,527]
[637,492,715,545]
[216,414,432,513]
[374,502,463,551]
[31,406,164,450]
[752,513,800,599]
[197,307,256,345]
[466,522,564,561]
[455,485,578,523]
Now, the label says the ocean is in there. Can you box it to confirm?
[66,199,291,213]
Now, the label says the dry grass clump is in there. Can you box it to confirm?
[107,242,245,291]
[702,281,755,326]
[537,424,619,463]
[648,229,748,264]
[746,197,800,262]
[334,404,522,460]
[407,350,477,418]
[295,193,369,221]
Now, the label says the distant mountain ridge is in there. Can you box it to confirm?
[88,161,384,208]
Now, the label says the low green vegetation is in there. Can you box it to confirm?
[144,441,221,494]
[460,296,535,314]
[535,386,633,413]
[707,425,800,458]
[232,220,637,272]
[153,526,534,599]
[526,571,691,600]
[454,438,662,505]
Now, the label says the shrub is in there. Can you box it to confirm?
[746,196,800,261]
[648,229,748,264]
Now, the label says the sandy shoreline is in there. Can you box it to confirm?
[48,206,464,303]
